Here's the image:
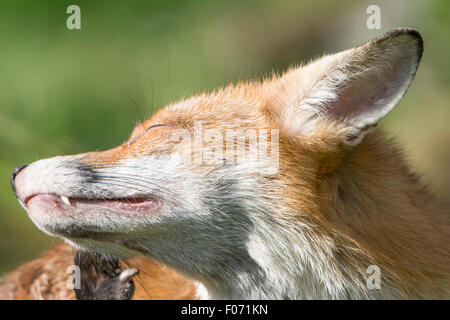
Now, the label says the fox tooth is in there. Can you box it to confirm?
[61,196,71,206]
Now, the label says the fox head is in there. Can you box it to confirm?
[12,28,425,299]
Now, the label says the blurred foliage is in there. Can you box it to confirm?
[0,0,449,274]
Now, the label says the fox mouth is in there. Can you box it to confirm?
[24,193,160,213]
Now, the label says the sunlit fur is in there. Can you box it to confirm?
[5,28,450,299]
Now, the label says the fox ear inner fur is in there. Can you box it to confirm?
[267,28,423,146]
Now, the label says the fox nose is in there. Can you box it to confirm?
[11,165,28,199]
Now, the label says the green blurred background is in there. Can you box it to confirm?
[0,0,449,274]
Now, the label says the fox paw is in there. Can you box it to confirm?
[74,250,139,300]
[93,268,139,300]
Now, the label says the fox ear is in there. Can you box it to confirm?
[269,28,423,145]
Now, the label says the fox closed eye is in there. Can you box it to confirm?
[127,123,173,146]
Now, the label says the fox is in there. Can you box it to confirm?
[2,27,450,300]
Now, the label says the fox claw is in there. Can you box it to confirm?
[119,268,139,283]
